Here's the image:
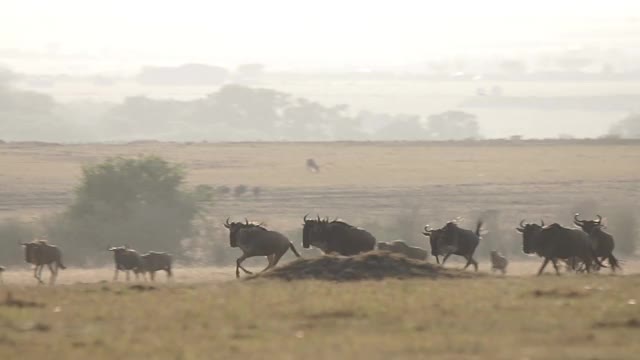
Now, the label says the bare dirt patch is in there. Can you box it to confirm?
[252,251,482,281]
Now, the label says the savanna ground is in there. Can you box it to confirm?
[1,140,640,358]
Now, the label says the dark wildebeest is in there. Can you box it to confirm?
[516,220,606,276]
[21,239,66,285]
[423,220,483,271]
[377,240,428,261]
[140,252,173,281]
[302,215,376,256]
[0,265,5,283]
[224,219,301,278]
[306,158,320,173]
[573,213,621,272]
[490,250,508,274]
[108,246,143,281]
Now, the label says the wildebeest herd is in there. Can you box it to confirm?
[1,213,622,284]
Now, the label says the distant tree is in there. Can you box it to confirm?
[57,156,208,263]
[426,111,480,140]
[609,113,640,139]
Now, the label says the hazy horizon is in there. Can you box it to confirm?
[3,1,640,74]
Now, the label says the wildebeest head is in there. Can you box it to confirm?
[21,241,41,264]
[515,219,545,254]
[108,246,129,256]
[224,218,266,247]
[573,213,603,234]
[302,215,326,249]
[422,225,445,256]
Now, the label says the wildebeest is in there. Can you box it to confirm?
[516,220,606,275]
[573,213,621,272]
[377,240,428,260]
[108,246,143,281]
[490,250,508,274]
[423,220,483,271]
[302,215,376,256]
[306,158,320,173]
[140,252,173,281]
[0,265,5,283]
[21,239,66,285]
[224,218,301,278]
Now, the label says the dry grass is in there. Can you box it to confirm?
[1,274,639,359]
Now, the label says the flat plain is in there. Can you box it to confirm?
[1,140,639,359]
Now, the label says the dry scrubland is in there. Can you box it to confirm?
[1,141,640,358]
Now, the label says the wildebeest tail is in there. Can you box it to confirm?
[289,242,302,257]
[475,220,484,238]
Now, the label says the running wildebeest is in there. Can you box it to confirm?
[306,158,320,173]
[224,218,301,278]
[423,220,483,271]
[377,240,428,261]
[516,220,606,276]
[490,250,508,274]
[573,213,621,272]
[21,239,66,285]
[108,246,143,281]
[302,215,376,256]
[139,252,173,281]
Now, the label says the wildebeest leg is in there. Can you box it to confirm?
[266,248,288,272]
[236,254,253,278]
[113,268,119,281]
[441,253,452,265]
[463,256,479,271]
[33,265,43,284]
[537,258,550,276]
[550,258,560,275]
[126,270,130,282]
[48,263,56,285]
[150,271,155,281]
[435,255,440,264]
[261,254,275,272]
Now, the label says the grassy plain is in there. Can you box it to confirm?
[0,140,639,358]
[1,275,639,359]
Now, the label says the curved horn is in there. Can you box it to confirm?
[596,214,602,223]
[574,213,584,224]
[303,213,309,222]
[519,219,526,228]
[245,218,249,225]
[540,219,545,227]
[424,225,430,232]
[225,217,230,226]
[317,215,321,221]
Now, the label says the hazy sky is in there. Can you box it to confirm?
[3,0,640,73]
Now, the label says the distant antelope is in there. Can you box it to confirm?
[489,250,508,274]
[21,240,66,285]
[306,158,320,173]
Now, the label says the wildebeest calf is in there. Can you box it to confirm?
[139,252,173,281]
[490,250,508,274]
[108,246,143,281]
[21,239,66,285]
[377,240,428,261]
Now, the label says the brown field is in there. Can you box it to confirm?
[1,140,639,229]
[1,140,639,359]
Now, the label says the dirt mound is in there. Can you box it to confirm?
[251,251,482,281]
